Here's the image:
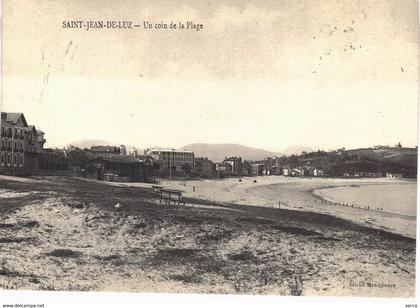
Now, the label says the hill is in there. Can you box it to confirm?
[277,146,417,177]
[179,143,281,162]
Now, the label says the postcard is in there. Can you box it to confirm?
[0,0,418,303]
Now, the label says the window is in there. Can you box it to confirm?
[14,154,17,165]
[7,154,11,164]
[1,154,3,164]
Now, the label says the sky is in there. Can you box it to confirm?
[2,0,419,151]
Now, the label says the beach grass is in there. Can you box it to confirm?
[0,175,415,296]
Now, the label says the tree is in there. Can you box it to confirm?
[67,148,92,169]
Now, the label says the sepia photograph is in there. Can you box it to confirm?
[0,0,418,305]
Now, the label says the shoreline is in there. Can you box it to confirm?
[311,185,416,220]
[121,175,416,238]
[9,174,413,238]
[0,175,415,296]
[247,178,416,239]
[68,175,417,241]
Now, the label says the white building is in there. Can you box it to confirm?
[313,168,324,177]
[149,149,194,171]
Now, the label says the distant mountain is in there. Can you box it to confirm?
[282,145,315,156]
[179,143,281,162]
[66,139,118,149]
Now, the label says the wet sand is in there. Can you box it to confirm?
[314,184,416,216]
[119,176,416,238]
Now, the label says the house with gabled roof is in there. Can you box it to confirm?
[0,112,46,175]
[84,154,145,182]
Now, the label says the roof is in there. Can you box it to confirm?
[217,161,232,166]
[90,145,119,153]
[224,157,242,162]
[25,125,37,133]
[150,149,194,154]
[195,157,212,162]
[6,113,27,126]
[88,154,142,165]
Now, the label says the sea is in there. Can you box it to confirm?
[315,183,417,217]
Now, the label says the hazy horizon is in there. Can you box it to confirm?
[2,0,419,151]
[43,137,416,154]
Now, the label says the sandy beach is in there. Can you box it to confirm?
[118,176,416,238]
[0,175,415,296]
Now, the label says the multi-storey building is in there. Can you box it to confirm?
[223,157,243,175]
[215,161,233,175]
[149,149,194,171]
[0,112,46,174]
[195,157,215,175]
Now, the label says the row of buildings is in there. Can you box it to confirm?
[0,111,411,182]
[343,171,402,178]
[82,148,199,182]
[8,111,402,182]
[79,146,328,181]
[0,111,330,181]
[250,164,324,177]
[214,158,324,177]
[0,112,46,175]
